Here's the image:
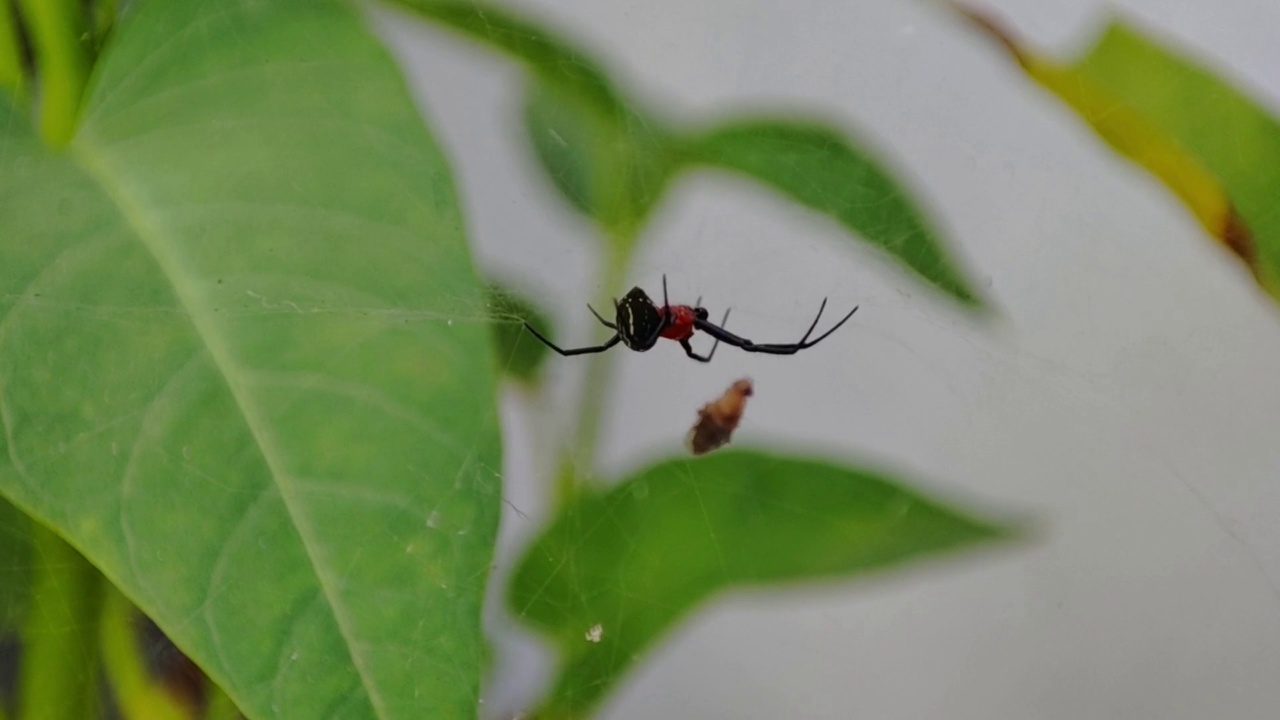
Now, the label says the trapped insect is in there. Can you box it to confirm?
[686,378,754,455]
[522,275,858,362]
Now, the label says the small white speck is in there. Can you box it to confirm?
[447,319,454,326]
[182,445,192,460]
[405,543,415,554]
[585,623,603,643]
[426,510,441,529]
[290,651,299,661]
[110,442,118,456]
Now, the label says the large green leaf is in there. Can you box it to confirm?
[687,119,983,305]
[0,1,500,718]
[389,0,987,307]
[509,450,1013,717]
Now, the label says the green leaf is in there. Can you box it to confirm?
[17,524,105,720]
[391,1,987,307]
[390,0,622,113]
[0,1,500,719]
[98,586,192,720]
[687,119,984,306]
[1074,20,1280,297]
[486,280,554,383]
[0,496,32,633]
[392,1,680,240]
[523,78,679,240]
[0,0,24,99]
[16,0,91,145]
[509,449,1014,717]
[954,6,1280,301]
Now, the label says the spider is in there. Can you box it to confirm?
[522,275,858,362]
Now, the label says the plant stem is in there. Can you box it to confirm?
[16,0,89,146]
[203,676,242,720]
[554,233,635,507]
[17,523,104,720]
[99,585,193,720]
[0,0,25,100]
[89,0,117,53]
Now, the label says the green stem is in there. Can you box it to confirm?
[89,0,117,52]
[16,0,89,145]
[99,585,192,720]
[202,677,241,720]
[554,231,635,507]
[0,0,25,100]
[17,524,105,720]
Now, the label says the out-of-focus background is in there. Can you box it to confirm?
[377,1,1280,718]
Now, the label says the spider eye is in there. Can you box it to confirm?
[695,308,709,321]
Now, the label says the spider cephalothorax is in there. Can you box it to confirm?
[523,275,857,363]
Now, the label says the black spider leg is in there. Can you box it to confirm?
[587,304,615,329]
[522,317,622,356]
[680,308,730,362]
[693,301,859,355]
[645,273,673,347]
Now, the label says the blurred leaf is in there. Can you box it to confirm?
[389,0,623,113]
[0,496,32,633]
[0,0,23,99]
[523,78,680,241]
[688,119,984,306]
[389,0,987,307]
[99,586,193,720]
[17,524,104,720]
[487,280,555,383]
[16,0,91,146]
[509,449,1014,717]
[0,0,501,718]
[955,4,1280,301]
[395,1,680,240]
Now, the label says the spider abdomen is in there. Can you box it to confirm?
[615,287,664,351]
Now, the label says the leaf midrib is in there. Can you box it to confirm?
[71,133,389,720]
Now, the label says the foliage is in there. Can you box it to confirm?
[0,1,1024,719]
[953,2,1280,303]
[510,450,1011,718]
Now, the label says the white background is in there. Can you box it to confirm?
[376,1,1280,718]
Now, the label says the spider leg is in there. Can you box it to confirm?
[679,339,711,363]
[523,323,622,356]
[794,298,829,344]
[791,303,858,348]
[693,304,858,355]
[587,304,616,329]
[680,308,730,363]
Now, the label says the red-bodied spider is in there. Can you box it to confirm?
[522,275,858,363]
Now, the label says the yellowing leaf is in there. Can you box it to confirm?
[953,4,1279,301]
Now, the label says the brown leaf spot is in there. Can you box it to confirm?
[1222,205,1260,275]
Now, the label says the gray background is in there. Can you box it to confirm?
[375,1,1280,717]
